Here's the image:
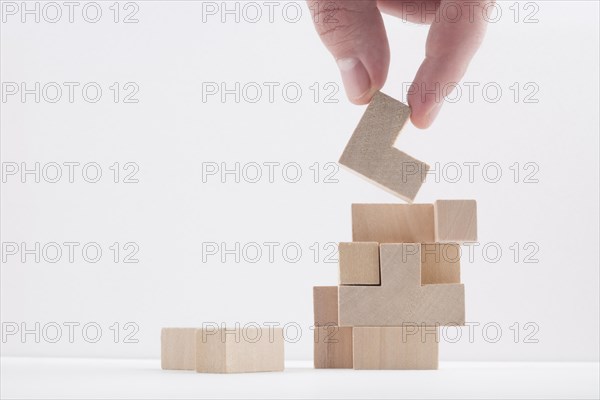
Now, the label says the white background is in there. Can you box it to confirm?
[1,0,599,369]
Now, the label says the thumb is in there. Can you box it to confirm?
[308,1,390,104]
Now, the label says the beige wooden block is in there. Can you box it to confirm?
[314,326,353,369]
[352,204,435,243]
[434,200,477,242]
[339,242,380,285]
[353,326,438,370]
[161,328,197,370]
[421,243,461,285]
[339,91,429,203]
[313,286,338,326]
[339,243,464,326]
[196,327,284,373]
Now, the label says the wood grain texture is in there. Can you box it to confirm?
[338,91,429,203]
[314,326,353,369]
[339,244,464,326]
[353,326,438,370]
[434,200,477,242]
[421,243,461,285]
[352,204,435,243]
[195,328,284,373]
[339,242,380,285]
[313,286,338,326]
[161,328,197,370]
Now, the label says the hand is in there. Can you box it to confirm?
[307,0,491,128]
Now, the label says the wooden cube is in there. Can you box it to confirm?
[338,242,380,285]
[314,326,353,369]
[313,286,338,326]
[353,326,439,370]
[339,91,429,203]
[434,200,477,242]
[195,327,284,373]
[421,243,461,284]
[352,204,435,243]
[161,328,197,370]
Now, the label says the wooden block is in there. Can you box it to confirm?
[313,286,338,326]
[339,243,464,326]
[339,242,380,285]
[161,328,197,370]
[353,326,438,370]
[196,327,284,373]
[314,326,353,369]
[339,91,429,203]
[352,204,435,243]
[434,200,477,242]
[421,243,461,285]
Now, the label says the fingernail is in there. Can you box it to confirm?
[337,57,372,102]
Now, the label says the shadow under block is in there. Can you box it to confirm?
[353,326,439,370]
[434,200,477,242]
[338,91,430,203]
[339,242,380,285]
[161,328,197,370]
[352,204,435,243]
[195,328,284,373]
[313,286,338,326]
[421,243,461,285]
[339,243,465,326]
[314,326,353,369]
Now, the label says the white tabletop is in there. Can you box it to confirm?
[2,357,598,399]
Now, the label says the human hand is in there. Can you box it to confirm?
[307,0,491,128]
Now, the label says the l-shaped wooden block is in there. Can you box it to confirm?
[352,204,435,243]
[196,327,284,373]
[339,91,429,203]
[353,326,439,370]
[161,328,197,370]
[434,199,478,242]
[339,243,465,326]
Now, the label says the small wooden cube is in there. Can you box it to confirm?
[421,243,461,285]
[353,326,439,370]
[314,326,353,369]
[434,200,477,242]
[313,286,338,326]
[196,327,284,373]
[338,242,380,285]
[161,328,197,370]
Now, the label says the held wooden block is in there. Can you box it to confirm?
[338,242,380,285]
[434,200,478,242]
[313,286,339,326]
[353,326,438,370]
[161,328,197,370]
[339,244,464,326]
[314,326,353,369]
[196,328,284,373]
[421,243,461,285]
[352,204,435,243]
[339,91,429,203]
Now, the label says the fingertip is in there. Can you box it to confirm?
[408,96,442,129]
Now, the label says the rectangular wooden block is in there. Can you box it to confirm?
[161,328,197,370]
[434,200,477,242]
[421,243,461,285]
[339,242,380,285]
[196,327,284,373]
[352,204,435,243]
[313,286,338,326]
[338,91,429,203]
[339,243,465,326]
[314,326,353,369]
[353,326,438,370]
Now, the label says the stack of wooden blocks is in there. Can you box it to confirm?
[313,92,477,370]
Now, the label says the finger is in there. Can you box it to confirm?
[408,0,491,128]
[307,0,390,104]
[377,0,441,24]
